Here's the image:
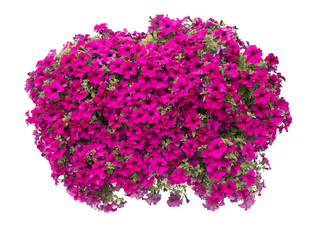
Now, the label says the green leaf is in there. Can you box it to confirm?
[247,112,256,118]
[240,162,248,168]
[223,138,233,146]
[181,134,188,142]
[225,152,237,160]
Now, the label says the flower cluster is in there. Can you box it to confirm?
[25,15,292,213]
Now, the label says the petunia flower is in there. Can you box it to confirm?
[242,141,256,161]
[131,108,147,124]
[207,138,228,158]
[210,183,224,202]
[109,58,126,75]
[60,53,75,67]
[88,65,105,84]
[140,59,161,78]
[213,27,233,42]
[223,63,239,78]
[151,71,169,89]
[126,156,143,172]
[152,157,169,175]
[166,191,183,207]
[184,113,202,131]
[242,169,257,187]
[253,87,271,104]
[243,45,263,64]
[122,179,139,195]
[236,115,252,131]
[144,192,161,205]
[44,80,65,99]
[181,139,198,157]
[222,180,237,196]
[265,53,279,66]
[118,44,133,59]
[167,168,188,185]
[207,162,228,181]
[90,161,108,179]
[76,169,90,186]
[204,91,224,111]
[238,195,256,211]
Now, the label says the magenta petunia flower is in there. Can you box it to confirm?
[166,191,183,207]
[126,156,143,172]
[44,80,65,99]
[207,162,228,181]
[181,139,198,157]
[88,65,105,84]
[210,183,224,202]
[253,87,271,104]
[207,138,228,158]
[167,168,188,185]
[242,169,257,187]
[94,23,108,33]
[244,45,263,64]
[172,77,191,96]
[223,63,239,78]
[242,141,256,161]
[222,180,237,196]
[265,53,279,66]
[109,58,126,75]
[236,115,252,131]
[152,157,169,175]
[204,91,224,111]
[184,113,201,131]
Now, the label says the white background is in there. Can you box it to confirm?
[1,0,318,239]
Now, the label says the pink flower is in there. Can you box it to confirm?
[94,23,108,33]
[265,53,279,66]
[167,191,183,207]
[207,138,228,158]
[204,91,224,111]
[184,113,201,131]
[242,141,256,161]
[152,157,169,175]
[167,168,188,185]
[210,183,224,202]
[253,128,269,146]
[213,27,233,42]
[172,77,191,96]
[242,169,257,187]
[88,65,104,84]
[109,58,126,75]
[181,139,198,157]
[236,115,252,131]
[140,59,161,78]
[76,169,90,185]
[253,87,271,104]
[222,180,237,196]
[123,179,139,195]
[223,63,239,78]
[158,18,180,37]
[90,161,108,179]
[244,45,263,64]
[238,195,256,211]
[126,156,143,172]
[44,80,64,99]
[207,162,227,181]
